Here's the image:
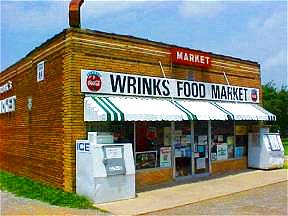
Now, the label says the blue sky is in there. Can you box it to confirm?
[1,0,287,87]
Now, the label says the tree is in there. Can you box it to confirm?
[262,82,288,137]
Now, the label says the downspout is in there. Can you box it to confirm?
[69,0,84,28]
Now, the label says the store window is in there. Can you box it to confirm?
[211,121,234,161]
[86,121,134,145]
[135,121,172,170]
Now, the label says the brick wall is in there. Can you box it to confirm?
[211,157,248,174]
[0,32,66,188]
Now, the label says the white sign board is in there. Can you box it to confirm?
[0,81,13,94]
[0,96,16,114]
[37,61,45,82]
[217,143,228,160]
[81,70,260,103]
[76,140,90,153]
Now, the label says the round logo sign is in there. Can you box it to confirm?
[251,89,258,102]
[86,72,102,92]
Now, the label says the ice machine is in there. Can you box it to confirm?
[76,132,135,203]
[248,128,284,169]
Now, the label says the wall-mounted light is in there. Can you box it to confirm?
[27,97,32,111]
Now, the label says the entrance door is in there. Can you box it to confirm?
[193,121,210,176]
[174,121,192,177]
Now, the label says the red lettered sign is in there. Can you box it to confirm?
[171,48,211,68]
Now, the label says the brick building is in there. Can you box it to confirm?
[0,1,275,193]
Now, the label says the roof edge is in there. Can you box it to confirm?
[2,27,260,74]
[70,28,260,67]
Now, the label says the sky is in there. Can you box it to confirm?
[1,0,287,88]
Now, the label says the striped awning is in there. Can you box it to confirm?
[84,96,276,122]
[174,100,230,120]
[84,96,190,121]
[212,102,276,121]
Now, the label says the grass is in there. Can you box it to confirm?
[284,160,288,169]
[0,170,99,210]
[282,138,288,156]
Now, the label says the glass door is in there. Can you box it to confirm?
[193,121,210,175]
[174,121,192,177]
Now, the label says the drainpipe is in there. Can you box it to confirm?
[69,0,84,28]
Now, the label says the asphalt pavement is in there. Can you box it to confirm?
[1,169,287,215]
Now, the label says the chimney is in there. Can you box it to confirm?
[69,0,84,28]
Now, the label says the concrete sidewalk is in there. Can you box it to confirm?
[97,169,287,215]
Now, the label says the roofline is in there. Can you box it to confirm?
[2,27,260,73]
[75,28,260,66]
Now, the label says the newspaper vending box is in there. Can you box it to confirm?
[248,128,284,169]
[76,132,135,203]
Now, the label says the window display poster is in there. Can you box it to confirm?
[211,152,217,161]
[175,148,182,158]
[136,151,157,169]
[196,158,206,169]
[217,143,228,160]
[236,126,248,135]
[181,136,187,146]
[217,135,224,143]
[160,147,172,167]
[198,135,208,145]
[235,146,244,158]
[227,136,234,145]
[227,144,234,158]
[146,127,157,144]
[164,127,171,146]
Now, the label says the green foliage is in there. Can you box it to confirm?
[283,138,288,155]
[262,82,288,137]
[0,171,99,210]
[284,160,288,169]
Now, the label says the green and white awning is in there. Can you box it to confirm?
[84,96,276,122]
[213,102,276,121]
[84,96,192,121]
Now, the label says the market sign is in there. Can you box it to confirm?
[81,70,259,103]
[171,48,211,68]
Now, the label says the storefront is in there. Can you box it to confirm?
[81,68,275,188]
[0,26,276,192]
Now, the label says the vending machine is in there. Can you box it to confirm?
[248,128,284,169]
[76,132,135,203]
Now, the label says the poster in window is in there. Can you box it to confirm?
[236,126,248,135]
[196,158,206,169]
[146,127,157,145]
[136,151,157,169]
[160,147,172,167]
[217,143,228,160]
[211,152,217,161]
[217,135,224,143]
[198,135,208,145]
[235,146,244,158]
[227,136,234,145]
